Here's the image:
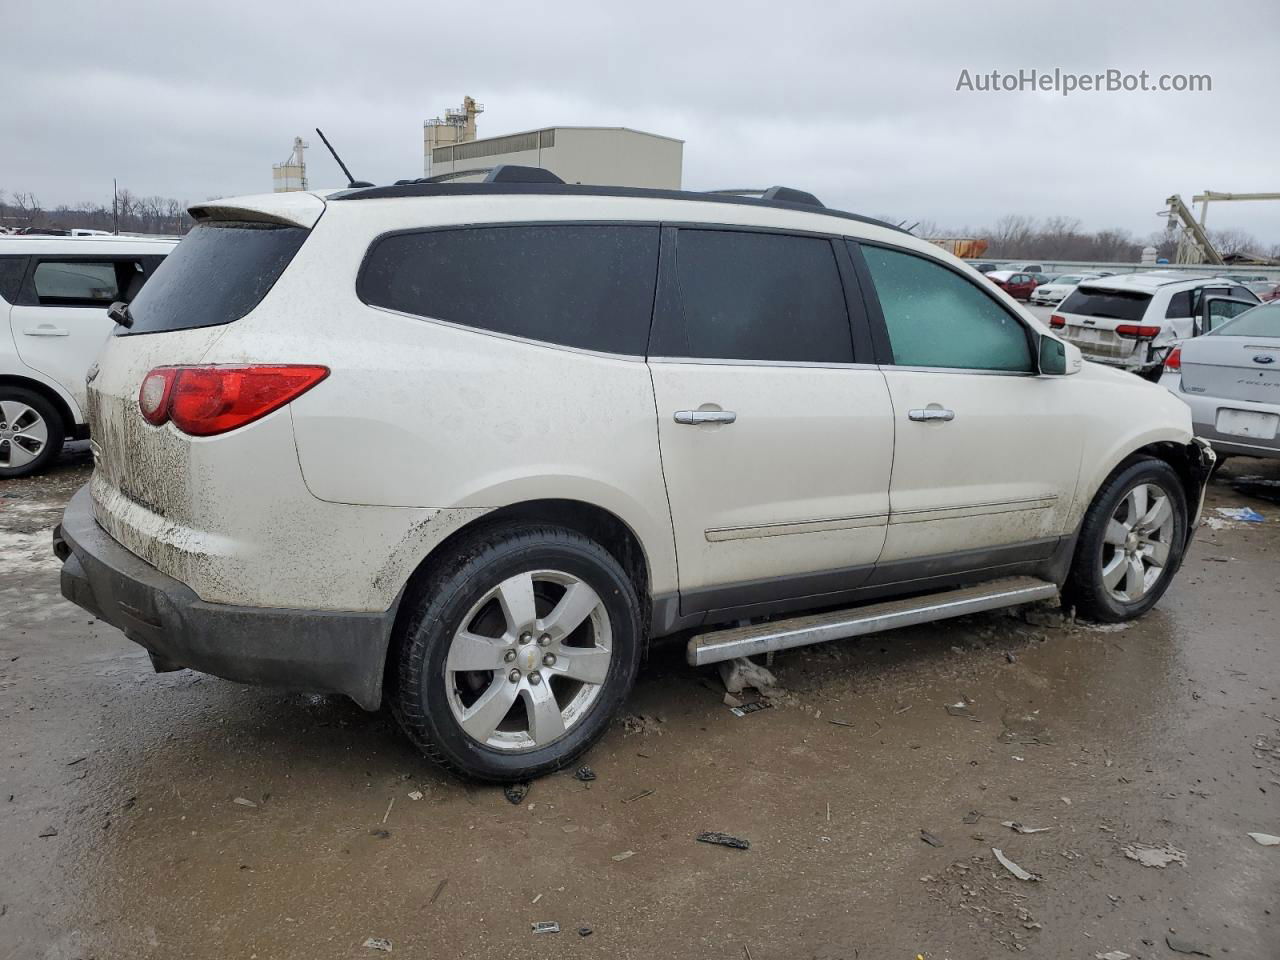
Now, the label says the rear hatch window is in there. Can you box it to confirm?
[1058,287,1152,322]
[122,221,307,335]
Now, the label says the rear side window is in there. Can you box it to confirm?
[1059,287,1152,322]
[125,221,308,335]
[860,244,1033,371]
[666,229,852,363]
[359,225,659,355]
[0,256,26,303]
[31,260,142,306]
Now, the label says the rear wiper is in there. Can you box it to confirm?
[107,300,133,329]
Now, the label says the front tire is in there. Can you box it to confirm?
[390,524,643,782]
[0,388,65,479]
[1063,457,1188,622]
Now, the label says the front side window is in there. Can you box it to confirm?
[359,224,659,356]
[32,260,133,305]
[860,244,1033,371]
[668,229,852,363]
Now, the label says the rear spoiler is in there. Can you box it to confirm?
[188,191,325,229]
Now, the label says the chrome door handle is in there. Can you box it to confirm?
[674,409,737,425]
[908,407,955,422]
[24,326,70,337]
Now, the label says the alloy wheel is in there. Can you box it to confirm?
[0,400,49,470]
[444,569,613,751]
[1100,481,1175,603]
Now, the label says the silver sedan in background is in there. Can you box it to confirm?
[1161,300,1280,462]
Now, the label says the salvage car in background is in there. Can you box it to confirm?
[1162,298,1280,464]
[1030,273,1099,305]
[55,172,1214,781]
[0,235,176,476]
[1051,272,1259,379]
[985,269,1040,300]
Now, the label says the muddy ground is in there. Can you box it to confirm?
[2,444,1278,960]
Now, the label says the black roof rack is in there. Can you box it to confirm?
[327,181,902,233]
[484,164,565,184]
[704,186,824,208]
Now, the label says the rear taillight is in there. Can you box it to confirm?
[1049,314,1066,329]
[1164,346,1182,371]
[138,365,329,436]
[1116,324,1161,339]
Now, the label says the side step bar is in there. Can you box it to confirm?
[687,576,1058,667]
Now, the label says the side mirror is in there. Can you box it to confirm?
[1198,296,1256,336]
[1038,334,1081,375]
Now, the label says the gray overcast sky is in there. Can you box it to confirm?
[4,0,1279,241]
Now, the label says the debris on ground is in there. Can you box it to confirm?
[1217,506,1264,523]
[730,700,773,718]
[503,782,530,805]
[573,766,596,782]
[362,937,393,952]
[1121,841,1186,868]
[611,850,635,861]
[1001,821,1053,834]
[1247,832,1279,846]
[919,829,944,847]
[531,921,560,935]
[962,810,983,824]
[992,847,1041,881]
[696,831,751,850]
[1095,951,1132,960]
[578,926,593,937]
[828,718,856,727]
[622,789,654,804]
[1022,606,1065,629]
[37,826,58,838]
[723,692,743,709]
[232,797,257,808]
[621,714,664,736]
[428,879,447,904]
[407,790,423,801]
[718,657,781,697]
[1165,933,1212,956]
[369,829,391,840]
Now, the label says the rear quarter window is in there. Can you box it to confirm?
[1059,287,1153,322]
[124,221,308,335]
[358,224,660,356]
[0,256,26,303]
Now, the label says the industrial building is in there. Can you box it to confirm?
[272,137,308,192]
[425,124,683,189]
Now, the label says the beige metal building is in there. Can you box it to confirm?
[426,126,684,189]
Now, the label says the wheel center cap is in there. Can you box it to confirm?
[518,646,540,672]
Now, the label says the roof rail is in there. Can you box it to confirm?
[704,186,824,208]
[484,165,564,184]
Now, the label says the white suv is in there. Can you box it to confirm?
[1050,271,1259,378]
[54,172,1214,781]
[0,234,176,476]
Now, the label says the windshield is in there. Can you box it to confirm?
[1058,287,1152,321]
[1211,301,1280,338]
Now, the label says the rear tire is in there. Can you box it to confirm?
[1063,457,1188,622]
[390,524,643,782]
[0,387,65,479]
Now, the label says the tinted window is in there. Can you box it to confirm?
[1188,286,1230,318]
[1230,285,1257,301]
[860,244,1033,371]
[669,230,852,363]
[0,256,26,303]
[1059,287,1152,322]
[1165,290,1192,318]
[32,260,133,305]
[359,225,659,355]
[126,221,308,335]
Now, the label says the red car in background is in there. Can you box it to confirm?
[985,269,1041,300]
[1244,280,1280,302]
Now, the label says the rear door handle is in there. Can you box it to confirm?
[674,409,737,425]
[23,325,70,337]
[908,407,955,422]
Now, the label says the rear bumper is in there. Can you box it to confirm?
[55,485,393,709]
[1174,386,1280,460]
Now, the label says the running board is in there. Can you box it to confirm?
[686,576,1059,667]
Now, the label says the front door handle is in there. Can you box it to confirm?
[674,409,737,425]
[23,325,70,337]
[908,407,955,422]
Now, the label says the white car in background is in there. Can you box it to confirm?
[1030,273,1099,306]
[0,234,176,476]
[55,171,1214,781]
[1051,272,1259,379]
[1161,299,1280,463]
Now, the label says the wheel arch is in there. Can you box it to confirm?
[0,373,81,438]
